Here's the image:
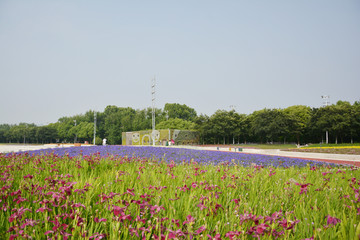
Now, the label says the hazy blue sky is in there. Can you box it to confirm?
[1,1,359,125]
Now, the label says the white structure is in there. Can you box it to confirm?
[151,77,156,146]
[321,95,330,144]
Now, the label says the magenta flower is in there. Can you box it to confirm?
[326,215,341,226]
[207,233,221,240]
[112,205,126,216]
[196,225,206,235]
[167,229,186,238]
[94,217,107,223]
[9,234,18,240]
[197,203,208,210]
[321,172,332,176]
[269,170,276,176]
[183,215,195,225]
[23,174,34,180]
[295,183,311,194]
[225,231,241,239]
[124,188,135,196]
[44,230,54,235]
[171,219,180,227]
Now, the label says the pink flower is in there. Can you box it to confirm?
[269,171,276,176]
[94,217,107,223]
[326,215,341,226]
[197,203,208,210]
[225,231,241,239]
[183,215,195,225]
[207,233,221,240]
[196,226,206,235]
[44,230,54,235]
[112,205,126,216]
[124,188,135,196]
[321,172,332,176]
[171,219,180,227]
[23,174,34,180]
[295,183,311,194]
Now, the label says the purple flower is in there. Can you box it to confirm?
[326,215,341,226]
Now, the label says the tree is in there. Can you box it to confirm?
[77,122,94,142]
[56,118,76,142]
[208,110,240,144]
[330,101,352,143]
[233,113,248,144]
[156,118,195,130]
[194,114,210,144]
[0,124,11,143]
[283,105,311,144]
[164,103,197,121]
[103,106,137,144]
[36,125,58,143]
[350,101,360,143]
[314,101,352,144]
[251,109,289,143]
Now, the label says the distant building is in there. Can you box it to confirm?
[122,129,199,146]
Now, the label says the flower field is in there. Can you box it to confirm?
[1,146,360,239]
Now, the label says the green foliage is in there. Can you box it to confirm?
[174,130,200,145]
[156,118,195,130]
[94,136,102,145]
[164,103,197,121]
[1,101,360,145]
[250,109,289,143]
[283,105,311,144]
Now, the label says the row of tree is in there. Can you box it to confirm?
[1,101,359,145]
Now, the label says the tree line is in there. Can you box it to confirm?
[1,101,359,145]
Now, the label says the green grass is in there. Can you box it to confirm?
[302,143,360,148]
[235,144,297,149]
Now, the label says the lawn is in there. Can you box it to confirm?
[1,146,359,239]
[285,144,360,155]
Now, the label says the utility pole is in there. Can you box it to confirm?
[321,95,330,144]
[151,76,156,146]
[93,111,97,145]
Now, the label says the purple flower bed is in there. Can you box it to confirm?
[17,146,338,168]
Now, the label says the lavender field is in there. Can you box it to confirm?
[1,146,360,239]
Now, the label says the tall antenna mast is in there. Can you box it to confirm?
[321,95,330,107]
[151,76,156,146]
[321,95,330,144]
[93,111,97,145]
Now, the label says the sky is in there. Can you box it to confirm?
[1,0,359,125]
